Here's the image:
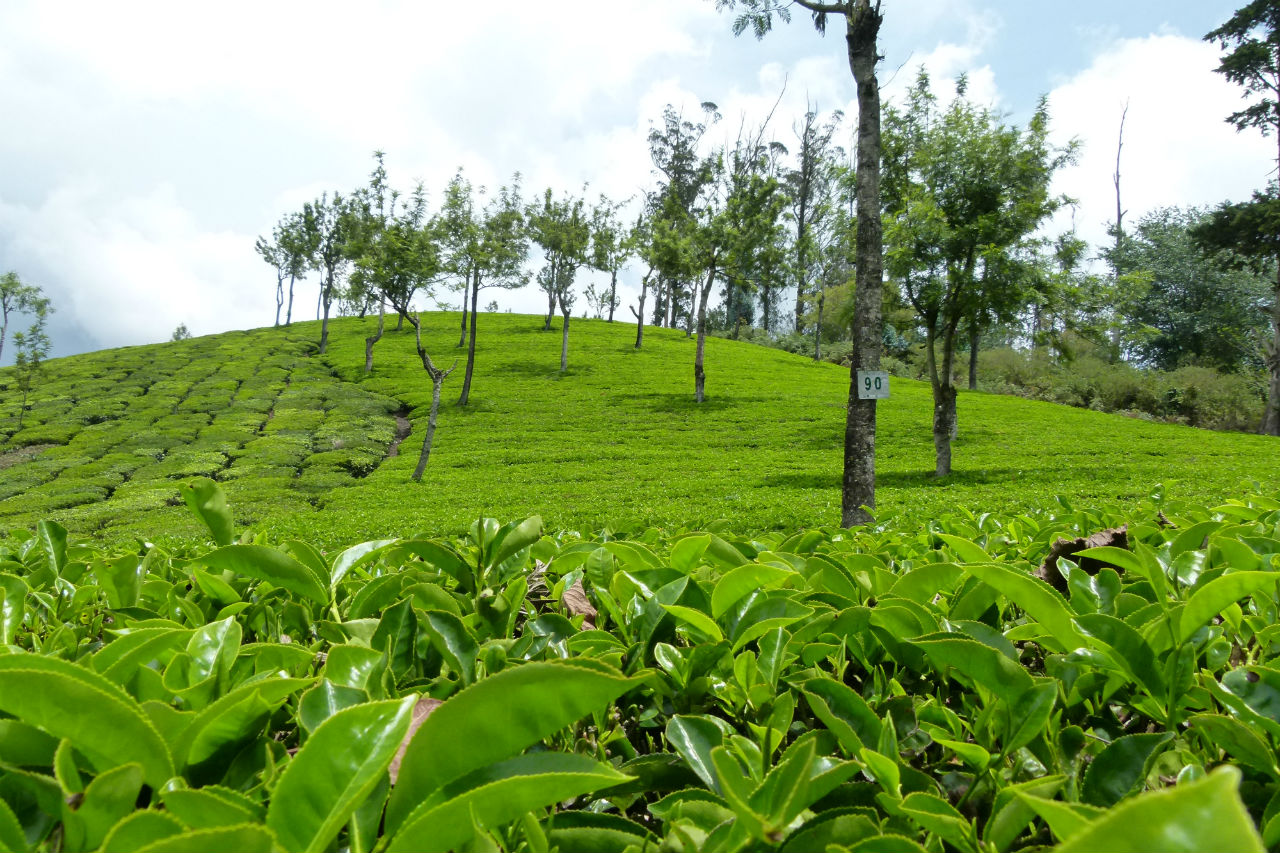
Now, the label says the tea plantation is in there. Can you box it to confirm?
[0,315,1277,852]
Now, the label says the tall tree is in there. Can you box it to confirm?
[1204,2,1280,434]
[11,301,51,432]
[588,196,632,323]
[0,272,47,364]
[437,174,528,406]
[882,71,1071,475]
[716,0,885,526]
[527,187,592,371]
[787,106,845,334]
[301,192,358,355]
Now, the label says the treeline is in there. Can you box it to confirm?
[260,73,1278,485]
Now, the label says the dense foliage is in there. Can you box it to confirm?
[0,480,1276,851]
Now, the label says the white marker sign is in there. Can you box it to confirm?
[856,370,890,400]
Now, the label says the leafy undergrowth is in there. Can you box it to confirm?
[0,480,1277,851]
[1,314,1278,548]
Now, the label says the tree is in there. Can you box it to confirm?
[11,302,51,432]
[882,71,1071,476]
[787,106,845,335]
[1204,2,1280,434]
[527,187,592,371]
[588,196,633,323]
[300,192,358,355]
[171,323,192,342]
[716,0,885,526]
[257,212,314,328]
[437,174,529,406]
[646,103,721,334]
[0,272,47,365]
[1114,206,1272,373]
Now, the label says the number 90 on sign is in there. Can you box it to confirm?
[856,370,890,400]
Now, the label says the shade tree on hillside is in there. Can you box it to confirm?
[527,187,592,371]
[1201,1,1280,435]
[256,211,313,328]
[0,272,50,365]
[11,299,51,432]
[882,71,1073,476]
[436,172,530,406]
[300,192,360,355]
[787,106,846,336]
[646,103,722,334]
[587,195,634,323]
[716,0,886,527]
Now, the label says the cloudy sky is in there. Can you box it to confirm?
[0,0,1272,362]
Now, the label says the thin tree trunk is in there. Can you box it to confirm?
[395,311,404,331]
[458,275,480,405]
[458,271,471,348]
[763,283,772,334]
[285,274,295,326]
[685,282,696,338]
[544,289,556,331]
[275,275,284,326]
[968,313,980,391]
[841,1,884,527]
[694,265,715,402]
[607,270,618,322]
[560,305,571,371]
[318,274,333,354]
[410,315,457,482]
[365,302,385,373]
[0,323,7,366]
[633,271,649,349]
[813,291,825,361]
[1265,266,1280,435]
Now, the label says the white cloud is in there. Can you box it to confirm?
[1047,33,1274,252]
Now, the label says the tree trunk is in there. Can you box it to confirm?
[365,302,385,373]
[685,284,696,338]
[458,272,471,348]
[813,290,825,361]
[968,314,980,391]
[318,274,333,354]
[841,1,885,528]
[275,275,284,327]
[457,275,480,405]
[543,285,556,331]
[1265,266,1280,435]
[607,270,618,323]
[762,283,772,335]
[694,265,715,403]
[633,272,649,350]
[285,274,295,326]
[395,311,404,331]
[932,381,957,477]
[559,293,571,371]
[410,315,456,482]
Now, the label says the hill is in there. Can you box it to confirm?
[0,312,1276,547]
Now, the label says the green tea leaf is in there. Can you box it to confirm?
[666,715,729,793]
[385,659,636,834]
[61,762,144,853]
[661,604,724,642]
[131,824,279,853]
[1178,571,1279,644]
[1057,767,1263,853]
[1082,732,1171,807]
[199,545,327,605]
[418,609,479,686]
[712,564,793,618]
[912,634,1033,704]
[1015,793,1105,842]
[963,563,1085,650]
[329,539,397,587]
[387,752,631,853]
[0,656,172,787]
[178,479,234,547]
[98,811,186,853]
[267,695,416,853]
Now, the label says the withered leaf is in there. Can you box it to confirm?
[389,696,442,784]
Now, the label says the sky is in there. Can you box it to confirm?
[0,0,1274,362]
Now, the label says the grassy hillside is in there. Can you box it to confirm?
[0,312,1276,546]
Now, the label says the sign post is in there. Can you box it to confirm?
[856,370,890,400]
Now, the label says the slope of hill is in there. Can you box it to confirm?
[0,313,1276,546]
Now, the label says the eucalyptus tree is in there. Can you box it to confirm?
[787,106,845,334]
[647,103,721,332]
[685,134,788,402]
[629,213,657,349]
[588,195,633,323]
[300,192,359,355]
[716,0,885,526]
[256,212,313,328]
[527,187,592,370]
[1202,2,1280,434]
[11,301,51,431]
[437,172,529,405]
[882,71,1072,475]
[0,272,48,364]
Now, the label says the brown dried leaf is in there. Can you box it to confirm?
[562,578,597,630]
[1036,525,1129,593]
[389,696,442,784]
